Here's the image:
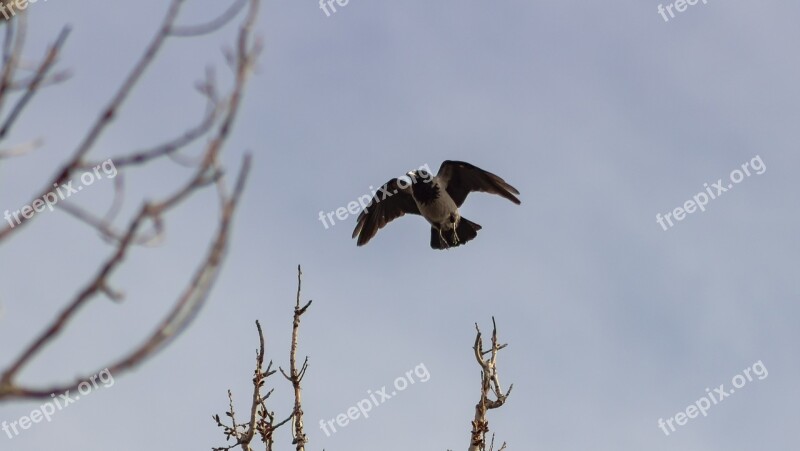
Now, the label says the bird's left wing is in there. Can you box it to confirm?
[352,178,420,246]
[437,160,521,207]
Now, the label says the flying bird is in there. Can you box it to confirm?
[352,160,521,249]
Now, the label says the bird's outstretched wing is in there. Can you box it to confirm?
[352,178,421,246]
[437,160,521,207]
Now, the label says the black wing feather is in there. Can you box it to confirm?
[351,178,420,246]
[437,160,521,207]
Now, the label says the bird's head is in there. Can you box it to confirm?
[405,168,433,185]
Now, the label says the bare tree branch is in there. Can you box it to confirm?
[0,136,40,159]
[81,68,221,171]
[0,26,70,138]
[0,0,184,240]
[0,12,28,118]
[468,317,513,451]
[170,0,248,37]
[280,265,312,451]
[213,321,289,451]
[214,266,313,451]
[0,155,252,400]
[0,0,262,402]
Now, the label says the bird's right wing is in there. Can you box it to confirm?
[437,160,521,207]
[352,178,421,246]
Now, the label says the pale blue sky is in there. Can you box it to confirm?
[1,1,799,450]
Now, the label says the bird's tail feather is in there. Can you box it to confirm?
[430,218,482,250]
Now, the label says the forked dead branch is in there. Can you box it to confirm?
[468,318,512,451]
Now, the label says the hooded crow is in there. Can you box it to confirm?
[352,160,521,249]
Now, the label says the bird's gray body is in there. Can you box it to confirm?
[402,177,460,232]
[418,193,459,231]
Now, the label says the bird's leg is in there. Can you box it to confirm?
[450,215,460,245]
[438,227,448,248]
